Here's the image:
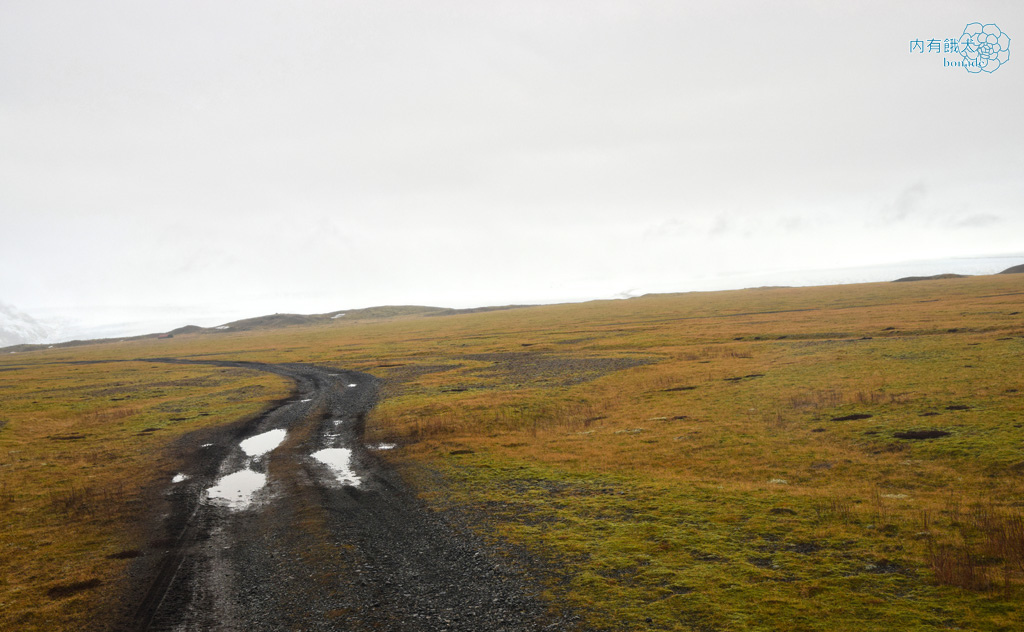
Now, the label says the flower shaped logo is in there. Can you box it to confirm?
[959,22,1011,73]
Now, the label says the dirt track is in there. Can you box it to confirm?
[116,360,572,631]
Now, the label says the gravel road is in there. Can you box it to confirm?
[116,359,573,631]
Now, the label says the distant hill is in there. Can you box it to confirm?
[215,312,330,331]
[209,304,529,333]
[893,273,969,282]
[168,325,205,335]
[893,263,1024,280]
[1,303,535,352]
[214,306,450,332]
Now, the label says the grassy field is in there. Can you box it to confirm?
[0,354,293,630]
[2,274,1023,630]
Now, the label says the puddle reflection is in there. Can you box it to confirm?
[205,469,267,510]
[240,429,287,457]
[312,448,361,486]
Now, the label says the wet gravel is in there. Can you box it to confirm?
[113,359,574,631]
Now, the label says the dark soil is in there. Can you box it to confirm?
[723,373,765,382]
[463,352,652,387]
[107,550,142,560]
[831,413,873,421]
[49,579,103,599]
[110,359,574,631]
[894,429,951,440]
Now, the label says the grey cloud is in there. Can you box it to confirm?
[778,216,807,232]
[883,183,927,222]
[709,215,732,236]
[952,213,1002,228]
[643,217,692,241]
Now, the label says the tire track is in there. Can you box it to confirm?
[116,359,572,631]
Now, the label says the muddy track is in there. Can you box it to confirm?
[113,359,570,631]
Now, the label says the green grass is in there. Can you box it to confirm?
[2,274,1023,630]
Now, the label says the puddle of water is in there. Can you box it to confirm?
[332,418,346,426]
[299,398,312,403]
[331,313,346,319]
[347,383,358,388]
[215,325,230,330]
[311,448,361,486]
[201,443,213,448]
[172,473,189,483]
[240,429,287,457]
[205,469,267,510]
[369,443,396,451]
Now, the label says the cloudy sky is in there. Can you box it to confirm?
[2,1,1023,341]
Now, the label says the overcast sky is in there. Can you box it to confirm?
[2,1,1023,340]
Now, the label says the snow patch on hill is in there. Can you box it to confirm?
[0,302,55,346]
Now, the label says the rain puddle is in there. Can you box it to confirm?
[369,443,396,451]
[240,429,287,457]
[299,398,312,403]
[172,473,189,483]
[332,418,346,426]
[205,469,267,510]
[331,313,346,319]
[312,448,361,486]
[347,383,358,388]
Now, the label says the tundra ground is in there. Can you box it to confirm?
[2,274,1023,630]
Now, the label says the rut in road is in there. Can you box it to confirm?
[122,360,571,632]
